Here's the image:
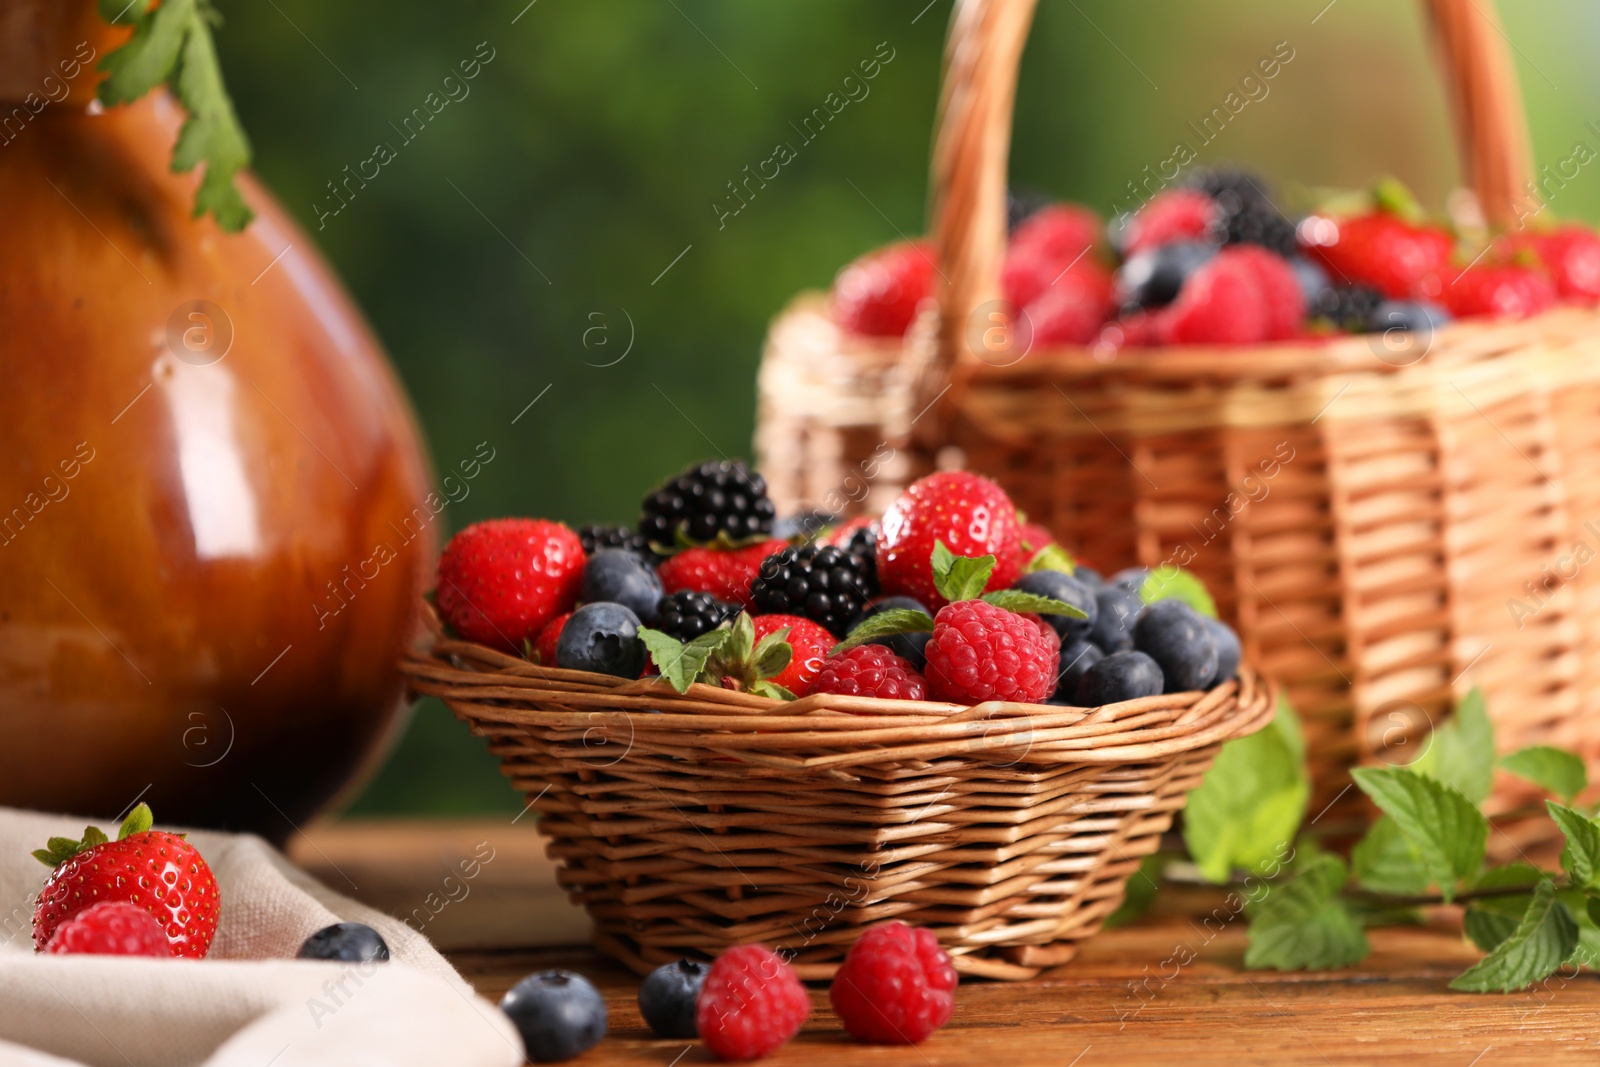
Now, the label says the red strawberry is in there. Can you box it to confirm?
[751,614,834,696]
[1227,244,1304,340]
[45,901,171,957]
[33,804,219,958]
[658,539,786,608]
[1511,226,1600,303]
[1301,212,1454,300]
[832,241,937,337]
[1018,522,1055,558]
[1154,247,1269,344]
[1124,189,1219,256]
[877,472,1021,609]
[1022,264,1113,347]
[532,611,571,666]
[1440,264,1557,319]
[436,518,584,654]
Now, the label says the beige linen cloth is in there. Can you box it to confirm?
[0,808,523,1067]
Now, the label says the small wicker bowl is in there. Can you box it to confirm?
[402,605,1275,980]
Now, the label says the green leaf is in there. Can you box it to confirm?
[1501,746,1587,802]
[1024,544,1076,575]
[830,608,935,654]
[98,0,193,105]
[1351,815,1431,896]
[100,0,151,24]
[170,10,253,231]
[1462,866,1547,953]
[1182,698,1310,883]
[1547,801,1600,891]
[1244,854,1369,971]
[118,803,154,840]
[1451,880,1579,992]
[1350,767,1487,902]
[1591,896,1600,929]
[979,590,1087,618]
[749,680,796,701]
[640,627,733,693]
[80,826,109,850]
[1409,687,1495,803]
[726,611,755,665]
[1105,855,1162,930]
[752,627,793,680]
[1138,567,1217,618]
[931,541,994,604]
[31,849,59,867]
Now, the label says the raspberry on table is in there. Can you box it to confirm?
[750,543,877,638]
[923,599,1059,705]
[696,944,811,1061]
[829,922,957,1045]
[812,645,928,702]
[44,900,171,957]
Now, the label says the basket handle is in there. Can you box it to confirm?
[917,0,1535,420]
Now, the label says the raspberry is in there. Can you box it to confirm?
[696,944,811,1061]
[1154,247,1269,344]
[1124,189,1219,256]
[1440,264,1557,320]
[832,241,937,337]
[923,599,1059,704]
[1010,204,1102,265]
[876,472,1022,609]
[829,922,957,1044]
[44,900,172,957]
[532,612,570,666]
[1226,244,1304,341]
[812,645,928,701]
[751,614,835,697]
[658,540,786,608]
[1300,211,1454,300]
[1022,265,1113,347]
[436,518,585,653]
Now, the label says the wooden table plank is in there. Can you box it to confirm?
[292,820,1600,1066]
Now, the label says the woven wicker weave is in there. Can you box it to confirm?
[403,606,1274,979]
[755,0,1600,836]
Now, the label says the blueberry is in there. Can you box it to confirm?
[1076,650,1165,705]
[296,922,390,963]
[1089,585,1141,653]
[1133,600,1219,692]
[637,958,708,1039]
[1115,241,1217,311]
[556,602,646,678]
[1289,257,1332,308]
[1366,299,1451,335]
[1205,617,1242,686]
[582,549,663,624]
[1073,566,1104,587]
[1012,571,1097,640]
[1109,567,1149,593]
[1051,639,1105,703]
[500,970,607,1063]
[853,595,933,671]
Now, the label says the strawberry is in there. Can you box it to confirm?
[1300,211,1454,300]
[1021,263,1114,347]
[532,611,571,666]
[436,518,584,654]
[657,539,786,608]
[1154,247,1269,344]
[877,472,1021,609]
[45,901,171,957]
[832,241,937,337]
[1123,189,1219,256]
[33,804,219,958]
[1439,264,1557,320]
[1510,226,1600,303]
[1019,522,1055,558]
[750,614,834,696]
[1226,244,1304,341]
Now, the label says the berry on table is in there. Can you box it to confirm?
[852,595,934,671]
[832,240,937,338]
[658,540,787,609]
[696,944,810,1062]
[1012,570,1097,641]
[577,523,653,561]
[638,958,709,1039]
[581,549,664,624]
[812,645,928,701]
[436,518,585,654]
[829,922,957,1044]
[1051,638,1105,703]
[297,922,391,963]
[640,460,777,547]
[556,602,647,679]
[750,543,877,638]
[750,614,834,697]
[1133,599,1220,692]
[1077,650,1166,705]
[876,471,1021,609]
[654,590,740,641]
[532,612,571,666]
[499,970,608,1063]
[44,900,171,957]
[924,599,1059,705]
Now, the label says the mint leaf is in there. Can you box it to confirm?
[1462,866,1547,952]
[1350,767,1487,902]
[170,8,253,231]
[1105,855,1162,930]
[639,627,729,693]
[1451,880,1578,992]
[831,608,935,654]
[1139,567,1217,618]
[931,541,994,603]
[98,0,192,104]
[1182,697,1309,883]
[979,590,1087,618]
[1547,801,1600,891]
[1350,815,1431,896]
[1025,543,1076,575]
[118,803,154,840]
[1409,687,1494,803]
[749,680,796,701]
[1501,746,1587,802]
[752,627,793,679]
[1244,854,1369,971]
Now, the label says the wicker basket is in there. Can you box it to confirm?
[755,0,1600,838]
[403,606,1274,979]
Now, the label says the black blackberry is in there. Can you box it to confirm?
[1313,284,1384,332]
[1183,166,1299,258]
[1007,187,1053,233]
[639,460,776,547]
[578,523,653,560]
[750,543,878,638]
[1184,165,1276,208]
[839,521,879,588]
[654,591,740,641]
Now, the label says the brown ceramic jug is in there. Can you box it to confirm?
[0,3,436,833]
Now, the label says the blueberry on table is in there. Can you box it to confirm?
[581,549,663,624]
[1089,585,1141,653]
[1205,616,1242,686]
[296,922,390,963]
[638,958,709,1039]
[1012,571,1097,641]
[556,602,646,678]
[1050,639,1105,703]
[1133,600,1220,692]
[500,970,608,1063]
[1076,650,1165,705]
[853,595,934,672]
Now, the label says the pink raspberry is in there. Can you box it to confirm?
[696,944,811,1061]
[924,600,1059,704]
[812,645,928,701]
[45,901,172,957]
[1124,189,1219,255]
[830,922,957,1044]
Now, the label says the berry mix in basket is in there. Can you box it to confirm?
[829,167,1600,348]
[432,459,1240,707]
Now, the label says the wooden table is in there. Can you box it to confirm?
[292,820,1600,1066]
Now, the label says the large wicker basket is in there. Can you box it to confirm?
[403,607,1274,979]
[755,0,1600,840]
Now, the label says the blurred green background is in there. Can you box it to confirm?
[211,0,1600,816]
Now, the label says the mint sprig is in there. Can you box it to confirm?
[638,613,796,700]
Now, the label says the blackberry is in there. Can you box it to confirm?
[639,460,776,547]
[1183,167,1299,258]
[655,590,740,641]
[1313,284,1384,332]
[1007,187,1053,233]
[839,521,880,588]
[750,543,877,637]
[1184,165,1276,208]
[578,523,652,560]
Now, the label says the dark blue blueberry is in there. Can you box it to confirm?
[853,595,933,671]
[1366,300,1451,334]
[296,922,390,963]
[1289,257,1332,308]
[500,970,607,1063]
[1076,650,1165,706]
[1133,599,1219,692]
[1205,616,1242,686]
[1089,585,1142,653]
[1115,241,1217,311]
[1109,567,1149,592]
[582,549,663,624]
[1050,639,1105,704]
[638,958,708,1039]
[1073,566,1104,587]
[1012,571,1097,641]
[556,602,646,678]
